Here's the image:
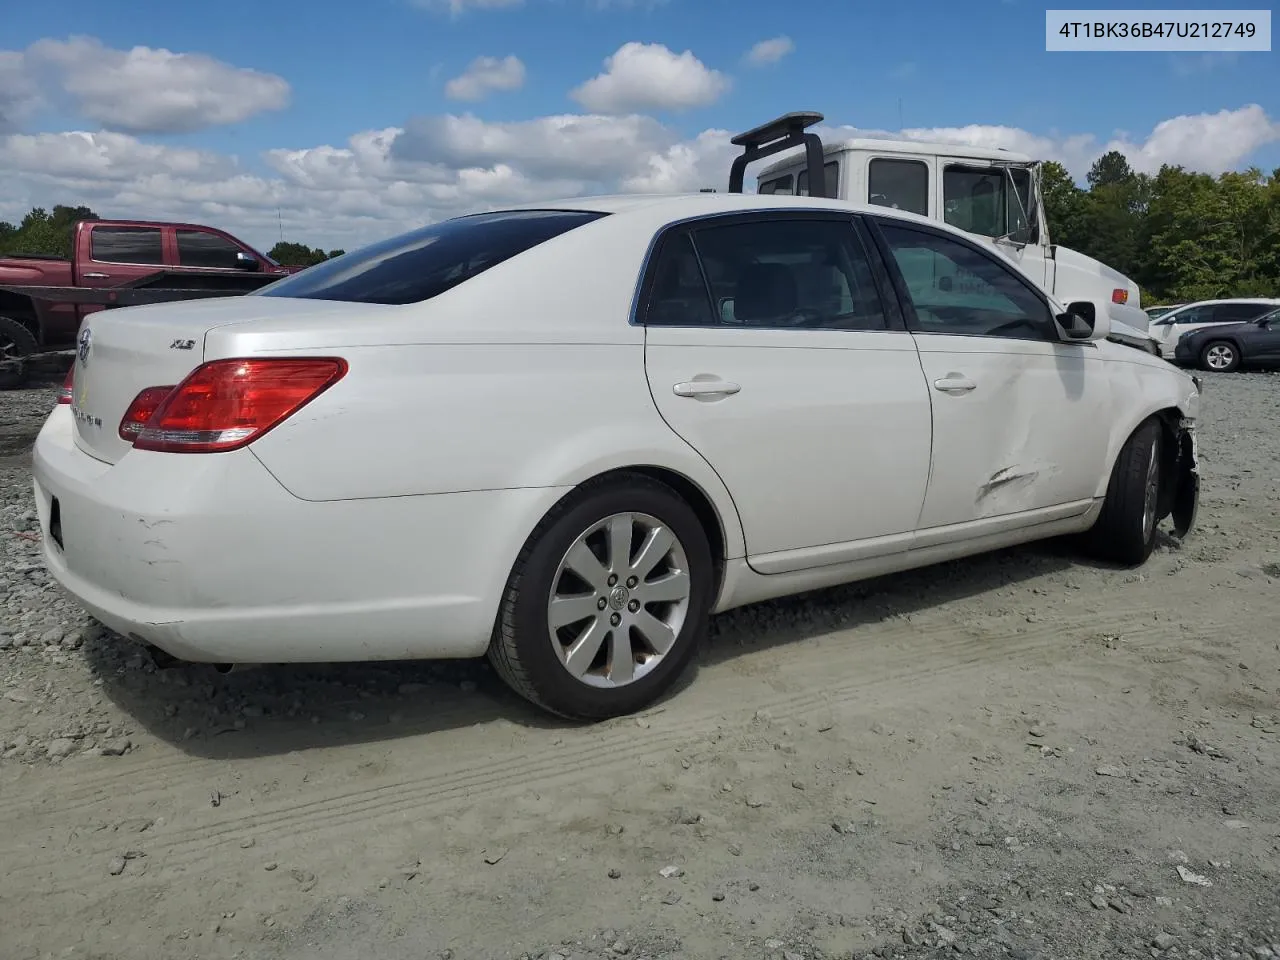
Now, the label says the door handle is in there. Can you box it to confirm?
[673,379,741,398]
[933,376,977,393]
[81,272,110,279]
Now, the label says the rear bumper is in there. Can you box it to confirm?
[32,406,567,664]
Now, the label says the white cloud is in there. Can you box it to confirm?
[571,42,729,113]
[392,111,675,182]
[7,36,290,134]
[0,52,43,134]
[2,103,1275,255]
[444,55,526,101]
[744,36,794,67]
[1103,105,1279,175]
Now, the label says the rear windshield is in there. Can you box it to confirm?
[256,209,607,305]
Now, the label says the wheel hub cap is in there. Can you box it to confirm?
[547,511,691,690]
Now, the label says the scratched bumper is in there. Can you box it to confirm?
[31,405,545,663]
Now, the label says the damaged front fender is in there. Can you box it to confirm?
[1169,419,1199,539]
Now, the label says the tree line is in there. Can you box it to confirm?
[1041,152,1280,303]
[0,206,343,267]
[4,160,1280,302]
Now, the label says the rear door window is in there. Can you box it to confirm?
[89,226,164,265]
[644,216,887,332]
[258,210,607,305]
[1212,302,1271,323]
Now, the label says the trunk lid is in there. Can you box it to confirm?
[69,296,349,464]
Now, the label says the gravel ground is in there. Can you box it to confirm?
[2,372,1279,960]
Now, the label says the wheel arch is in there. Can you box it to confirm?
[1097,404,1196,527]
[0,292,40,337]
[507,463,735,609]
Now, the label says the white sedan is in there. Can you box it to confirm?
[33,190,1202,720]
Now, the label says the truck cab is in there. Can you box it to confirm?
[0,219,293,349]
[751,121,1155,353]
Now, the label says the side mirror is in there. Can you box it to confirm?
[235,251,260,271]
[1056,300,1098,341]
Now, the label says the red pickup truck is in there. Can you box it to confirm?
[0,218,299,357]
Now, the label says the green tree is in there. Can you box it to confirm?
[268,241,333,267]
[0,205,99,257]
[1039,160,1088,249]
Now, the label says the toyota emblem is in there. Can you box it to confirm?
[77,328,92,365]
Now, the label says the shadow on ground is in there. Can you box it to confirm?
[78,531,1133,760]
[3,366,1193,761]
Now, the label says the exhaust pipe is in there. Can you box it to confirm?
[212,662,261,674]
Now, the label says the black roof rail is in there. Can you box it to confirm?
[728,111,826,197]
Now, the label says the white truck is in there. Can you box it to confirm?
[731,112,1157,354]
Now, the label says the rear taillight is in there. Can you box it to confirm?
[119,386,177,441]
[1112,288,1129,305]
[130,357,347,454]
[58,365,74,404]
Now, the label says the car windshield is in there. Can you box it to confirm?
[256,209,607,305]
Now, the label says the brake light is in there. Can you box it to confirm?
[58,365,74,404]
[131,357,347,454]
[1112,288,1129,304]
[119,386,177,441]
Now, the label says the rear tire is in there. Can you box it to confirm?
[0,316,39,390]
[1082,419,1164,566]
[487,474,714,721]
[1199,340,1239,372]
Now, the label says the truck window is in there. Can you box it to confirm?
[795,162,840,198]
[759,174,794,195]
[942,165,1034,242]
[867,159,928,216]
[257,209,607,305]
[177,229,245,269]
[90,226,164,265]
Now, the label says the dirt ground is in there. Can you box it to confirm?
[2,372,1278,960]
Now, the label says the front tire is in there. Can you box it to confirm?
[1083,418,1164,566]
[487,474,714,720]
[1199,340,1239,372]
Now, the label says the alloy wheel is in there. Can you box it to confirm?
[546,511,691,689]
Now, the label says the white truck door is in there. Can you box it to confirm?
[937,156,1049,289]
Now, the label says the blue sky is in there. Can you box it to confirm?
[2,0,1277,249]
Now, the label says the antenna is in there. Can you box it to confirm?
[277,207,283,243]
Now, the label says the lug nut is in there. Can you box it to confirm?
[597,597,608,610]
[609,613,622,627]
[625,576,638,588]
[628,599,640,612]
[607,574,618,587]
